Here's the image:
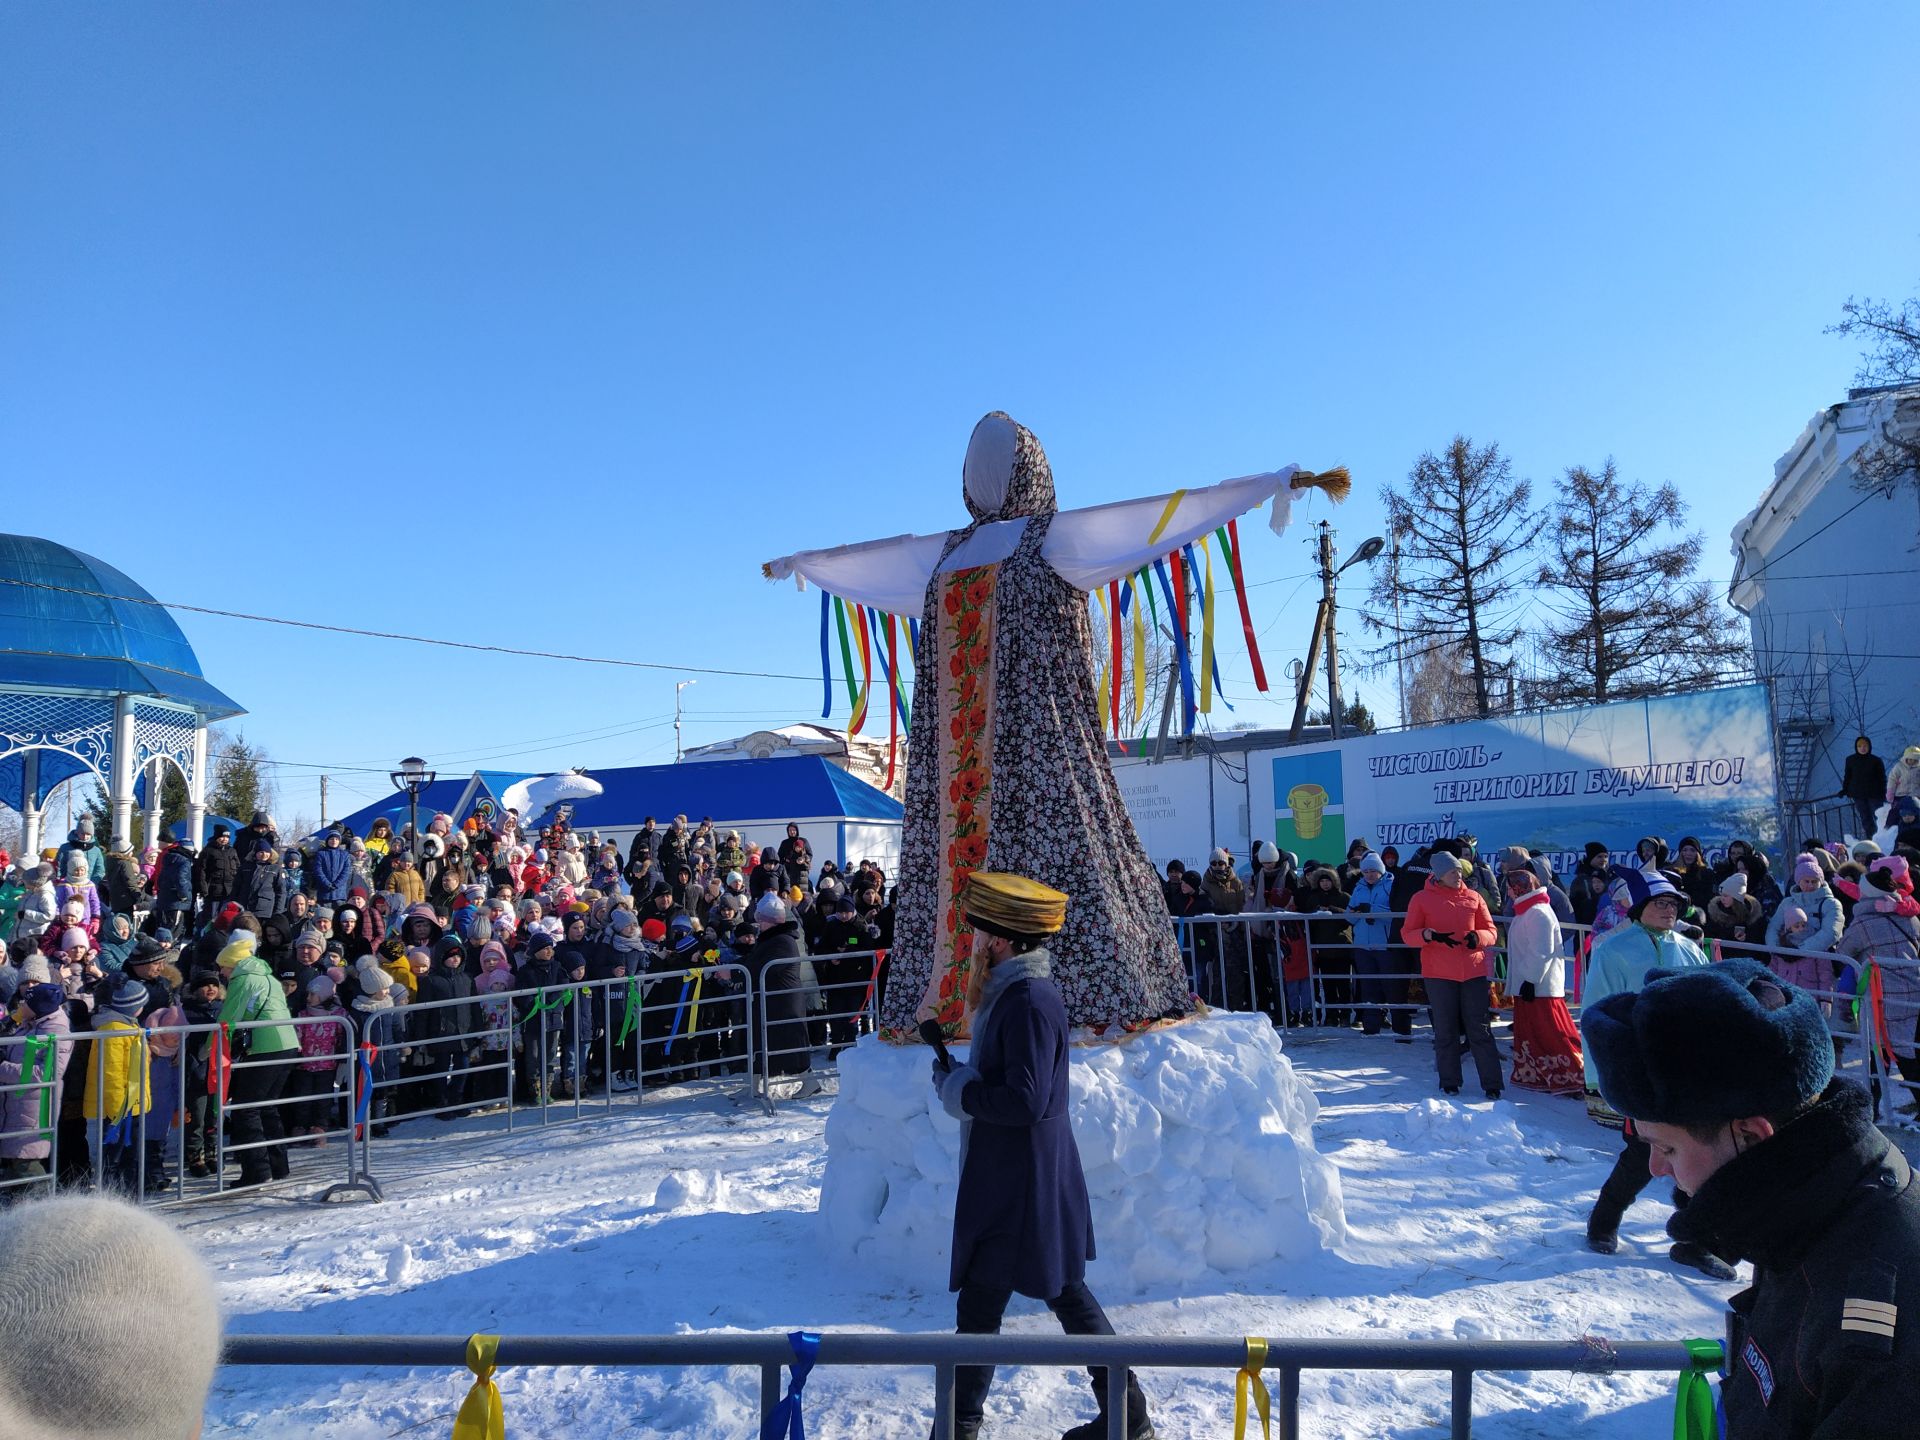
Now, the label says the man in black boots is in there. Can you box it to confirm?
[928,871,1154,1440]
[1585,958,1920,1437]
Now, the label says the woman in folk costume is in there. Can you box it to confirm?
[1502,864,1583,1096]
[765,411,1346,1037]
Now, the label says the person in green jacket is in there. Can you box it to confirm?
[216,930,298,1187]
[1579,869,1732,1278]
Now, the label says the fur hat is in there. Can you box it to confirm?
[0,1196,221,1439]
[1581,958,1834,1126]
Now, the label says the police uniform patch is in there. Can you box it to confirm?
[1742,1335,1775,1405]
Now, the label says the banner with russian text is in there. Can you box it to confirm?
[1251,684,1779,873]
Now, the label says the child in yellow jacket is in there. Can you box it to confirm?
[84,975,153,1193]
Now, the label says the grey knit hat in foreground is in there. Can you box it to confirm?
[0,1195,221,1438]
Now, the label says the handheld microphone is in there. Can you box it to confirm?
[919,1018,956,1073]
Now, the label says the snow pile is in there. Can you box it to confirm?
[818,1011,1345,1293]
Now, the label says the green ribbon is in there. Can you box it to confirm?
[1136,566,1159,626]
[523,987,576,1021]
[21,1036,55,1139]
[1673,1338,1722,1440]
[832,597,860,712]
[614,977,641,1048]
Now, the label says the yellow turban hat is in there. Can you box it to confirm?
[963,872,1068,939]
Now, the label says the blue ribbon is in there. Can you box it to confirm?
[354,1043,377,1129]
[665,975,693,1057]
[759,1330,821,1440]
[907,616,920,657]
[868,611,910,728]
[1151,557,1196,734]
[818,589,832,719]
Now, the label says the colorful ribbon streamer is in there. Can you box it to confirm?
[451,1333,505,1440]
[1223,517,1269,692]
[1197,537,1217,715]
[615,977,642,1049]
[21,1036,55,1139]
[210,1023,232,1104]
[818,589,833,719]
[1672,1337,1721,1440]
[665,970,706,1056]
[1233,1336,1272,1440]
[1866,963,1900,1070]
[354,1043,377,1136]
[1107,579,1123,735]
[1146,488,1188,547]
[832,598,860,721]
[759,1330,821,1440]
[883,612,900,789]
[849,602,874,735]
[1127,578,1145,729]
[1151,557,1196,734]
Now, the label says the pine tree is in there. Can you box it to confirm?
[1366,437,1534,718]
[208,730,274,827]
[1531,462,1750,704]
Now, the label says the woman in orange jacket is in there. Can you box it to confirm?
[1401,848,1503,1099]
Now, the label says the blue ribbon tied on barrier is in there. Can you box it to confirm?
[665,975,693,1057]
[759,1330,820,1440]
[354,1043,378,1133]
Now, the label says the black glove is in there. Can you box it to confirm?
[1518,980,1536,1002]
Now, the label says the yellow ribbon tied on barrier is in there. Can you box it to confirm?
[1233,1336,1271,1440]
[452,1333,505,1440]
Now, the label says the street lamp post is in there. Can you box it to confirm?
[1288,528,1387,742]
[675,680,697,762]
[390,755,437,865]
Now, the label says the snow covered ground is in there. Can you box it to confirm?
[195,1025,1748,1439]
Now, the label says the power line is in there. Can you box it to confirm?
[0,574,884,688]
[1727,490,1880,597]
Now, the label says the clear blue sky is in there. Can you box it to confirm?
[4,4,1915,831]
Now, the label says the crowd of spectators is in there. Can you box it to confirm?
[1157,816,1920,1108]
[0,807,896,1195]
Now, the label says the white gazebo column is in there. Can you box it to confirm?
[110,695,137,852]
[141,758,163,852]
[187,721,209,849]
[19,749,41,860]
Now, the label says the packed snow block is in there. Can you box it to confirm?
[821,1011,1346,1293]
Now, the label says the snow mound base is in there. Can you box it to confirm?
[819,1011,1345,1294]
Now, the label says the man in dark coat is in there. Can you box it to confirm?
[1585,958,1920,1437]
[193,826,239,920]
[310,830,355,906]
[751,893,819,1090]
[1839,736,1889,838]
[415,938,476,1115]
[929,871,1154,1440]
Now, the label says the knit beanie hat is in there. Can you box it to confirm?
[1254,841,1279,865]
[19,955,51,985]
[1717,871,1748,900]
[1359,851,1385,876]
[754,893,788,925]
[307,975,336,1003]
[1778,905,1807,931]
[58,927,89,954]
[1581,958,1834,1126]
[0,1196,221,1440]
[148,1006,187,1058]
[23,983,65,1018]
[1858,865,1897,903]
[105,975,148,1017]
[1620,868,1683,919]
[1792,856,1824,888]
[1428,852,1463,879]
[1209,847,1230,866]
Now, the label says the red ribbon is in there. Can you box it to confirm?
[883,612,899,791]
[1224,517,1269,692]
[858,949,888,1018]
[1868,964,1900,1070]
[210,1024,232,1104]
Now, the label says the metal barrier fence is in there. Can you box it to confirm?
[219,1329,1717,1440]
[756,947,885,1113]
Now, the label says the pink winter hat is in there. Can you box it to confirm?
[58,927,89,953]
[1792,856,1825,888]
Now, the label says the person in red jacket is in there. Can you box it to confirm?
[1403,850,1503,1099]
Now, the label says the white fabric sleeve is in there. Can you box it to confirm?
[762,529,952,616]
[1040,466,1302,593]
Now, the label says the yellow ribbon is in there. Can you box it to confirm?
[1091,589,1114,725]
[1130,578,1146,726]
[1233,1337,1271,1440]
[1146,488,1188,547]
[1198,536,1217,714]
[451,1334,505,1440]
[686,968,706,1042]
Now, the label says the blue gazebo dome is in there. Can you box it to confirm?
[0,534,239,718]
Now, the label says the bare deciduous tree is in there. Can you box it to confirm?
[1530,461,1750,704]
[1829,288,1920,498]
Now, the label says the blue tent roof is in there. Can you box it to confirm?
[0,535,243,720]
[322,779,476,839]
[167,814,246,844]
[565,756,901,830]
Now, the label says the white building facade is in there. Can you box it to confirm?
[1730,382,1920,838]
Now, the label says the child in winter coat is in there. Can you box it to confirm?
[290,975,349,1140]
[0,981,73,1187]
[84,975,153,1193]
[54,858,102,932]
[12,866,57,944]
[179,968,224,1178]
[347,962,400,1135]
[1764,857,1846,993]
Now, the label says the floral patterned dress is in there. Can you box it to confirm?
[881,416,1192,1039]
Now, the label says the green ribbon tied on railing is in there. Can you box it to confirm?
[614,977,642,1049]
[1673,1337,1722,1440]
[524,987,575,1022]
[21,1036,56,1139]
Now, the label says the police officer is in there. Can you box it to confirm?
[928,872,1155,1440]
[1584,957,1920,1436]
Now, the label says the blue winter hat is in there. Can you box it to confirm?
[23,982,66,1018]
[1619,867,1682,918]
[1581,958,1834,1126]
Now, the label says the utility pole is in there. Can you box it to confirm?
[320,774,329,827]
[1321,522,1344,740]
[1287,524,1337,742]
[1391,529,1408,729]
